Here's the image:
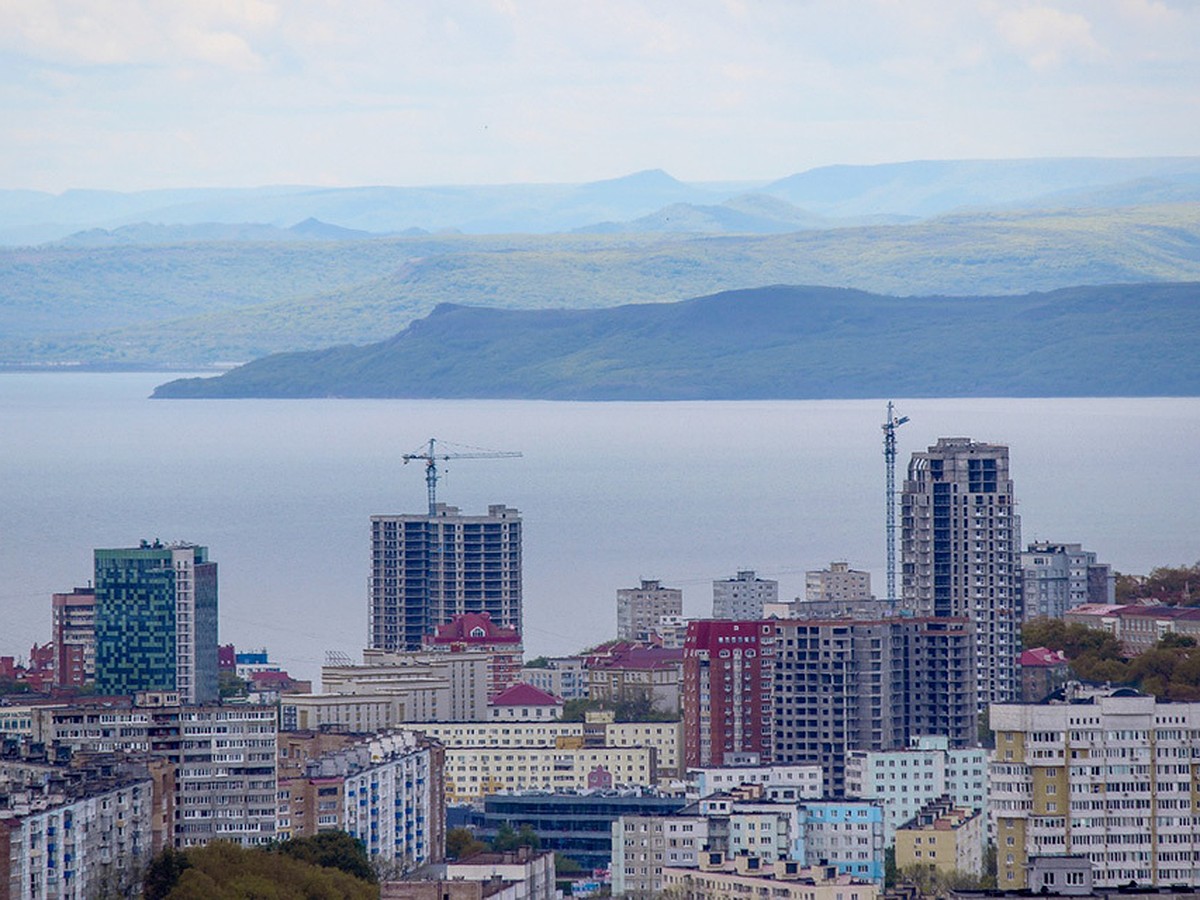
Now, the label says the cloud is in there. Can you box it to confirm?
[0,0,277,70]
[990,4,1102,69]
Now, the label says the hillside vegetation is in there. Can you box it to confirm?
[152,282,1200,400]
[7,203,1200,368]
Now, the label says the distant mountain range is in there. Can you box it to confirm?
[152,283,1200,400]
[5,156,1200,245]
[5,200,1200,369]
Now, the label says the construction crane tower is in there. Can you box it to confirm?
[882,401,910,608]
[402,438,522,515]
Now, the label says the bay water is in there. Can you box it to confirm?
[2,372,1198,683]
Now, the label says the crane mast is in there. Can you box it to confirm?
[882,402,910,609]
[402,438,522,515]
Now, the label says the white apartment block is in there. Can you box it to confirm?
[443,746,656,802]
[713,570,779,620]
[281,693,405,733]
[844,735,988,846]
[411,719,683,779]
[688,763,824,800]
[991,689,1200,889]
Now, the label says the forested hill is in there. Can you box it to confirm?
[153,282,1200,400]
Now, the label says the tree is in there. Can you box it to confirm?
[447,826,489,860]
[218,670,248,699]
[492,822,520,851]
[143,847,191,900]
[274,830,375,882]
[555,853,585,877]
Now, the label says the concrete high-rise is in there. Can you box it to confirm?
[94,541,218,703]
[771,616,976,794]
[617,579,682,641]
[902,437,1021,708]
[712,570,778,619]
[370,503,522,652]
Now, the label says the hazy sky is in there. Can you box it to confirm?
[2,0,1199,192]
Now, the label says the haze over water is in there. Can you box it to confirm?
[2,372,1198,683]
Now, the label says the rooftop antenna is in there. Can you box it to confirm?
[882,401,909,611]
[402,438,522,515]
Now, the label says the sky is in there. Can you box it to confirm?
[1,0,1199,192]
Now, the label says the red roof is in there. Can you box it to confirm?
[427,612,522,646]
[589,647,684,671]
[490,682,562,706]
[1019,647,1069,668]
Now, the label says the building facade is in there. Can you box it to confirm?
[713,570,779,620]
[902,438,1021,708]
[894,799,984,877]
[806,562,873,604]
[93,542,218,703]
[370,504,522,652]
[683,621,775,768]
[990,688,1200,889]
[50,587,95,689]
[1022,541,1115,620]
[617,580,683,642]
[31,693,277,848]
[424,612,523,700]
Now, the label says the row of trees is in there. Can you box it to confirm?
[143,832,376,900]
[1023,617,1200,700]
[1116,562,1200,605]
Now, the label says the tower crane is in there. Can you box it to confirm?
[882,401,910,609]
[402,438,522,515]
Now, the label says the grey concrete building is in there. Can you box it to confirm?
[771,616,976,795]
[370,504,522,652]
[805,561,872,604]
[713,570,779,619]
[902,437,1021,708]
[617,579,682,641]
[1021,541,1115,620]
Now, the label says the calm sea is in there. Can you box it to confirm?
[2,372,1198,683]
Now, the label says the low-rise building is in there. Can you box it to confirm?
[894,797,984,876]
[662,854,879,900]
[1019,646,1071,702]
[586,644,684,716]
[381,846,555,900]
[281,693,407,732]
[442,746,656,802]
[487,683,562,721]
[687,761,823,800]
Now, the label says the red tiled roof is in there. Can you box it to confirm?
[427,612,522,645]
[490,682,562,706]
[589,647,684,671]
[1019,647,1069,668]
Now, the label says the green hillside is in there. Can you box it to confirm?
[153,282,1200,400]
[6,203,1200,368]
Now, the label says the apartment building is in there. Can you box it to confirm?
[31,692,277,848]
[990,687,1200,888]
[806,562,873,604]
[1022,541,1115,619]
[894,798,985,877]
[661,855,879,900]
[903,438,1021,708]
[617,580,683,642]
[370,504,522,652]
[713,570,779,620]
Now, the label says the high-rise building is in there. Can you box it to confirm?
[683,620,776,768]
[772,616,976,795]
[370,503,522,652]
[617,579,682,641]
[805,562,872,604]
[1021,540,1115,620]
[902,437,1021,707]
[713,570,779,619]
[93,541,218,703]
[51,586,95,688]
